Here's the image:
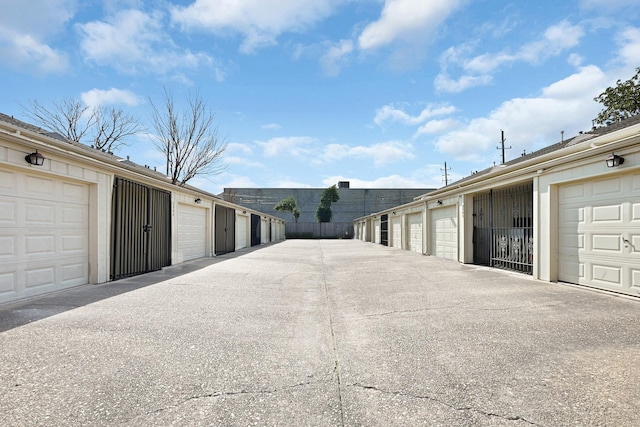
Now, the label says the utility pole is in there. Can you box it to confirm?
[497,130,512,164]
[441,161,451,186]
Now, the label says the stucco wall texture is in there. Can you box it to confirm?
[221,187,434,223]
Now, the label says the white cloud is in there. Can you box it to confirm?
[0,0,75,74]
[321,174,433,189]
[77,9,214,75]
[255,136,315,157]
[518,20,584,64]
[415,118,459,136]
[81,88,143,108]
[374,103,457,126]
[434,66,608,162]
[226,142,253,155]
[320,39,354,76]
[436,20,586,93]
[171,0,338,54]
[433,73,492,93]
[318,140,415,167]
[358,0,464,51]
[615,27,640,67]
[225,156,265,169]
[262,123,282,130]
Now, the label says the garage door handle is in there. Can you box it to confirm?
[622,237,634,250]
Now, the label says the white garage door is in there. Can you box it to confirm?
[430,206,458,260]
[0,169,89,304]
[177,203,207,262]
[407,212,423,254]
[236,214,248,250]
[373,220,381,244]
[558,174,640,297]
[390,216,402,248]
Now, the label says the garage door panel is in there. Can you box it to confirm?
[633,269,640,288]
[592,205,622,222]
[236,215,248,250]
[558,174,640,296]
[431,206,457,261]
[178,204,207,262]
[407,213,422,253]
[391,217,401,248]
[0,170,89,304]
[593,177,623,196]
[591,263,622,286]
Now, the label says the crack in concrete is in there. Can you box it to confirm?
[143,379,322,418]
[349,383,538,425]
[358,304,464,319]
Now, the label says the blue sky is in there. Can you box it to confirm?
[1,0,639,194]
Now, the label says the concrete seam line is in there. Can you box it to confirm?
[319,241,346,427]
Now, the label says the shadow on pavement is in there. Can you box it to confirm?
[0,244,276,333]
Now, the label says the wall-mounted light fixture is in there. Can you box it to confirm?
[392,211,396,215]
[242,210,247,214]
[437,200,443,205]
[194,198,202,204]
[606,153,624,168]
[25,150,45,166]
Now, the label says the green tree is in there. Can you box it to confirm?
[594,67,640,126]
[274,196,300,222]
[315,185,340,223]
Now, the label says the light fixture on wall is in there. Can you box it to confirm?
[437,200,443,205]
[242,210,246,214]
[606,153,624,168]
[392,211,396,215]
[25,150,45,166]
[194,198,202,204]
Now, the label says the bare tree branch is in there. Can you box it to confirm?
[21,98,142,152]
[149,88,227,186]
[92,107,144,153]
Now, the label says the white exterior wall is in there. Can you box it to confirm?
[236,213,249,250]
[390,215,402,249]
[537,145,640,295]
[0,138,110,303]
[0,123,286,304]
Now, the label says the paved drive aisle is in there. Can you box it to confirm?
[1,240,639,426]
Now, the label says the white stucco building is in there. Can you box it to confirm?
[355,117,640,298]
[0,113,285,304]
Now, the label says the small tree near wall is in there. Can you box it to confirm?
[315,185,340,223]
[274,196,301,222]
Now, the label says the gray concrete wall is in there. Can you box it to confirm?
[220,188,434,224]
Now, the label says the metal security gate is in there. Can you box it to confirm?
[380,214,389,246]
[473,183,533,274]
[111,177,171,280]
[251,214,261,246]
[215,205,236,255]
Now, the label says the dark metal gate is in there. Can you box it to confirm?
[111,177,171,280]
[251,214,261,246]
[215,205,236,255]
[473,183,533,274]
[380,214,389,246]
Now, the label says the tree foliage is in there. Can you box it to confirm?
[315,185,340,223]
[150,88,227,186]
[594,67,640,126]
[274,196,301,222]
[22,98,142,153]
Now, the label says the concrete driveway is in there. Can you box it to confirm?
[1,240,639,426]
